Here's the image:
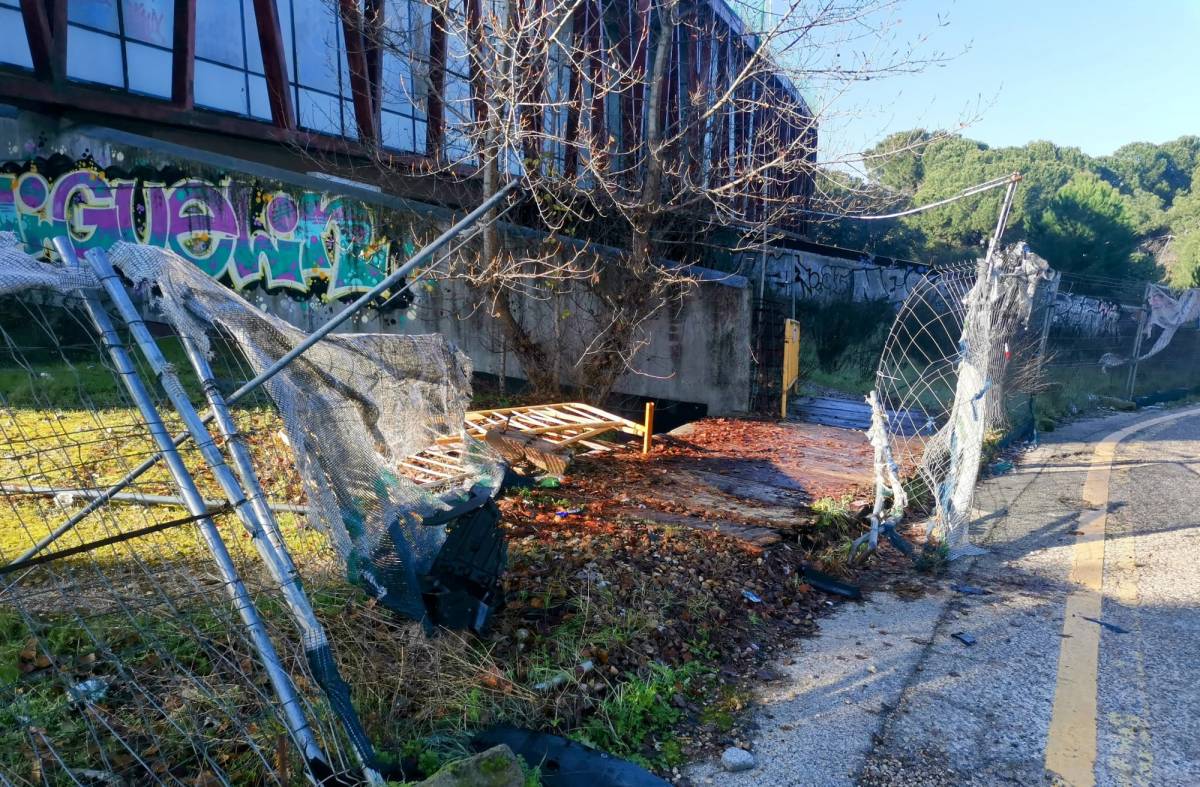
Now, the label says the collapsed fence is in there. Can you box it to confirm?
[0,181,519,786]
[857,249,1200,561]
[860,243,1057,560]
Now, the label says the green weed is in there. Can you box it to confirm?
[574,661,706,770]
[811,496,856,532]
[914,539,950,574]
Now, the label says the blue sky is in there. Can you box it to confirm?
[809,0,1200,163]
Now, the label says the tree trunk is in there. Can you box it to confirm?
[574,5,677,403]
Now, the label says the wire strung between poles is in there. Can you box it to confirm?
[0,506,233,577]
[807,173,1018,222]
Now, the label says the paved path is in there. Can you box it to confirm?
[686,406,1200,786]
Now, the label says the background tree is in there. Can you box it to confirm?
[1028,172,1149,283]
[1166,167,1200,287]
[821,130,1200,293]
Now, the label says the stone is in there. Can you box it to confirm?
[416,745,524,787]
[721,747,756,772]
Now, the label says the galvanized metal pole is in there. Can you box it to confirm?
[984,174,1021,268]
[1031,272,1060,435]
[87,247,382,782]
[1127,283,1151,400]
[16,182,518,565]
[178,334,299,579]
[64,245,332,776]
[1035,273,1061,369]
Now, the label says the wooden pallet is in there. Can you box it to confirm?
[399,402,649,487]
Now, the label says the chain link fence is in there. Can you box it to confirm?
[1035,276,1200,429]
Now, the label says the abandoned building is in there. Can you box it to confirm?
[0,0,906,414]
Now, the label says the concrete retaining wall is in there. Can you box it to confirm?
[733,245,932,307]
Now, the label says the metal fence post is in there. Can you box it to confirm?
[1127,283,1151,400]
[85,246,382,782]
[57,241,334,778]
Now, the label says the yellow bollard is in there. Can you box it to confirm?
[642,401,655,454]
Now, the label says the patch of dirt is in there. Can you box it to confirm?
[662,418,876,504]
[454,417,884,769]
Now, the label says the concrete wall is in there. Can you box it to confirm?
[1049,291,1127,337]
[732,245,932,307]
[250,274,752,414]
[0,108,753,414]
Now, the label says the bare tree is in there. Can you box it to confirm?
[318,0,947,401]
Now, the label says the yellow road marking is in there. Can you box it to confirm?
[1105,477,1154,787]
[1044,406,1200,785]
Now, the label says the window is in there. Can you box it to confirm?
[0,0,33,70]
[379,0,429,153]
[194,0,272,119]
[441,15,474,162]
[67,0,174,98]
[280,0,356,137]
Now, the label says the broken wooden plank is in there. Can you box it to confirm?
[613,507,781,547]
[682,468,808,508]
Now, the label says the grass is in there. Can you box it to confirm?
[811,495,856,533]
[914,539,950,574]
[573,661,708,770]
[0,603,296,782]
[0,341,849,782]
[1032,364,1134,431]
[0,405,314,565]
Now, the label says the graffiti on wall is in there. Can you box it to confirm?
[1051,292,1124,337]
[751,248,929,305]
[0,156,410,300]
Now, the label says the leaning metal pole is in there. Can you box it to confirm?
[936,174,1021,558]
[12,181,519,566]
[87,247,382,783]
[65,246,333,777]
[178,334,300,578]
[1126,282,1152,400]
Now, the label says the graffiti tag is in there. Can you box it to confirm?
[0,163,397,299]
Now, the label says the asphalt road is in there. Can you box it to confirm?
[687,405,1200,787]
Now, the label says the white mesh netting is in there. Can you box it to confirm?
[1,234,502,622]
[869,245,1056,558]
[1139,285,1200,361]
[0,231,98,294]
[104,242,503,622]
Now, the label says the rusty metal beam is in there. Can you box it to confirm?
[49,0,67,78]
[561,0,586,177]
[427,2,447,157]
[463,0,488,127]
[340,0,379,142]
[364,0,384,114]
[251,0,296,129]
[586,0,604,165]
[525,0,547,163]
[172,0,197,109]
[18,0,54,80]
[623,0,651,159]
